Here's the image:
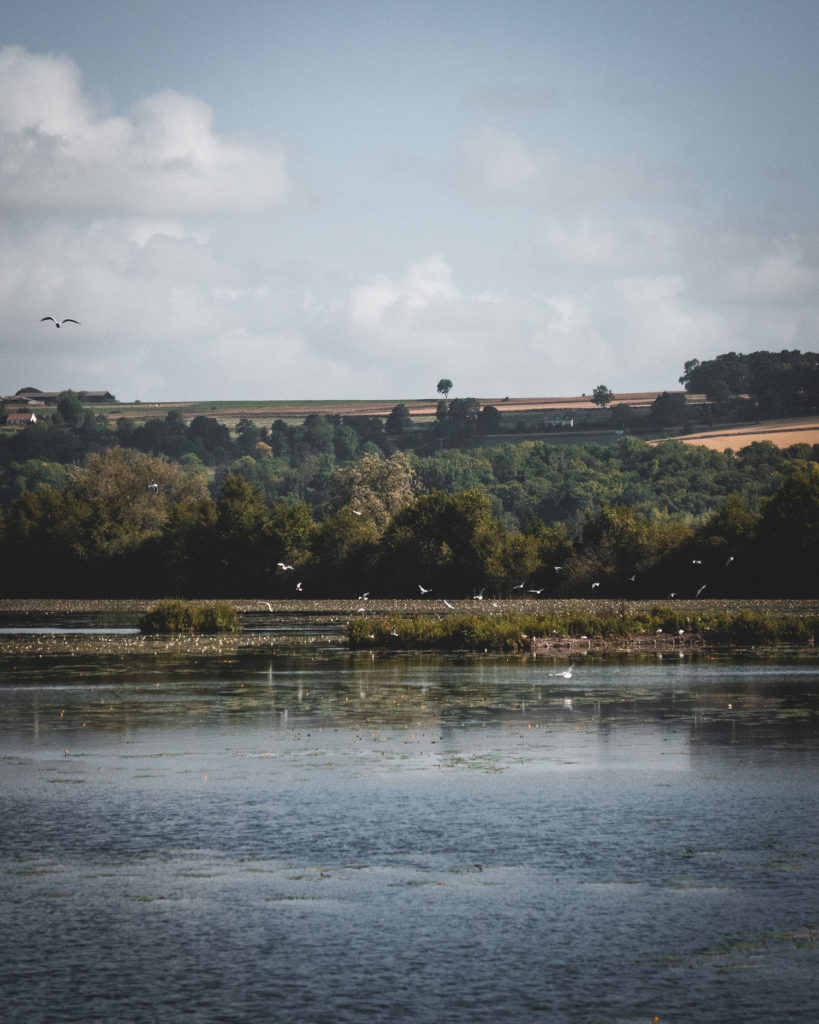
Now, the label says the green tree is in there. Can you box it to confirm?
[437,378,453,398]
[385,403,413,435]
[56,390,85,427]
[477,404,502,435]
[754,464,819,595]
[327,452,416,532]
[210,473,271,593]
[651,391,687,428]
[236,417,263,455]
[377,489,506,595]
[591,385,615,408]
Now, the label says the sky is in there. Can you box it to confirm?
[1,0,818,402]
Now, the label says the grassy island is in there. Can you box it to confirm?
[138,599,239,634]
[347,606,819,653]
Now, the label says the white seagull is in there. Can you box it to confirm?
[418,584,431,594]
[41,317,80,328]
[277,562,294,571]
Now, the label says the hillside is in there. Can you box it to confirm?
[96,391,687,424]
[652,417,819,452]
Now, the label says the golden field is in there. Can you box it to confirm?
[652,417,819,451]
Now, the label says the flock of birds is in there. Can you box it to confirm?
[255,547,736,635]
[258,547,735,604]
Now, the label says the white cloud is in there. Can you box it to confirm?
[729,237,819,304]
[0,45,292,216]
[349,255,458,328]
[538,214,679,271]
[453,126,555,197]
[1,43,817,405]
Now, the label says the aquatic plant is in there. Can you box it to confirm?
[346,607,819,652]
[138,599,238,634]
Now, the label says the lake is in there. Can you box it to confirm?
[1,619,818,1023]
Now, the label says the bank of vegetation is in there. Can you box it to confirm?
[0,350,816,600]
[347,606,819,652]
[138,599,238,634]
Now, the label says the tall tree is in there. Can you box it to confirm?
[591,385,615,408]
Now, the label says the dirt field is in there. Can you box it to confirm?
[651,417,819,451]
[98,391,693,422]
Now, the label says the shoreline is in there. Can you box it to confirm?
[2,597,819,614]
[1,598,817,659]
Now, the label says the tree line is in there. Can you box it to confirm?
[1,445,817,598]
[1,347,817,597]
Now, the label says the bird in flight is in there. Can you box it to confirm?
[277,562,294,571]
[41,317,80,328]
[418,584,431,594]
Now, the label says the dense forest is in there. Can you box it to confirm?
[1,350,817,598]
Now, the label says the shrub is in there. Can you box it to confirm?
[139,599,238,634]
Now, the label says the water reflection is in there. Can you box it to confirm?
[3,649,818,755]
[2,639,819,1023]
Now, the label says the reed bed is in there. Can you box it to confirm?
[347,606,819,652]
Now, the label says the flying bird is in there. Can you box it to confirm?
[443,600,454,609]
[277,562,294,571]
[418,584,431,594]
[41,317,80,328]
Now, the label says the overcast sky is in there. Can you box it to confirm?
[1,0,818,402]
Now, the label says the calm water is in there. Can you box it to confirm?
[1,635,818,1024]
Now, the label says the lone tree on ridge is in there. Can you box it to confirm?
[591,384,615,408]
